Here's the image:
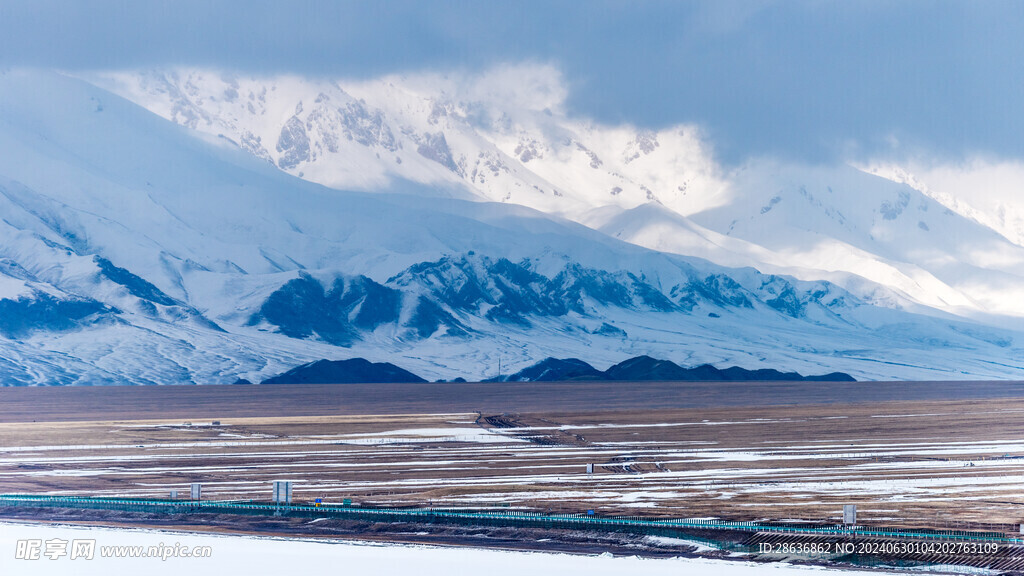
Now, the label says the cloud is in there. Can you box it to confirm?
[390,63,567,115]
[1,1,1022,165]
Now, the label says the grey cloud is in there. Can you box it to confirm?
[1,0,1022,165]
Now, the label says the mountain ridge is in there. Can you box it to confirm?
[0,69,1021,385]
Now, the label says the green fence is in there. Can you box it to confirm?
[1,494,1019,545]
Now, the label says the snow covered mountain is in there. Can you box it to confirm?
[0,68,1022,385]
[93,67,1024,323]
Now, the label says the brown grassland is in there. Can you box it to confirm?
[3,380,1024,535]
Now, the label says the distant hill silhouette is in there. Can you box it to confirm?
[486,355,854,383]
[262,359,427,384]
[263,355,855,384]
[485,357,606,382]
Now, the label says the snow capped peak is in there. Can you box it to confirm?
[858,159,1024,249]
[88,65,730,219]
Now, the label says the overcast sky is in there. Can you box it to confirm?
[1,0,1021,165]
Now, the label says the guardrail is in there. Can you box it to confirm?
[1,494,1020,544]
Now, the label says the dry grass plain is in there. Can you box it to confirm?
[4,381,1024,534]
